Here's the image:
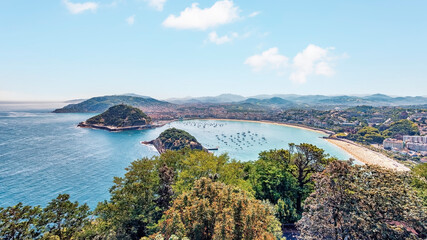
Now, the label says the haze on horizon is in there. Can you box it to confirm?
[1,0,426,101]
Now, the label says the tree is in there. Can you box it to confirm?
[289,143,333,214]
[156,164,175,216]
[0,203,42,240]
[158,149,251,194]
[298,160,427,240]
[156,178,282,240]
[95,158,159,239]
[246,149,299,225]
[412,163,427,206]
[383,119,419,139]
[39,194,91,240]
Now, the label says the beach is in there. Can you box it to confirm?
[200,118,409,171]
[202,118,331,135]
[326,138,409,171]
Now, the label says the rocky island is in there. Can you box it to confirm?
[142,128,207,154]
[78,104,162,131]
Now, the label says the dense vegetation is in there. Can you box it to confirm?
[53,95,172,113]
[347,119,420,143]
[85,104,152,127]
[298,160,426,240]
[157,128,204,152]
[1,147,426,239]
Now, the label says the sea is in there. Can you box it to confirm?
[0,106,352,209]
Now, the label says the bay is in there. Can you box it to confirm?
[0,111,351,208]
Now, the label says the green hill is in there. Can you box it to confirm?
[144,128,206,153]
[81,104,152,129]
[53,95,173,113]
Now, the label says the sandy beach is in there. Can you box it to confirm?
[202,118,331,135]
[186,118,409,171]
[326,138,409,171]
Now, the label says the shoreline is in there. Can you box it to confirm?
[77,120,171,132]
[196,118,332,135]
[187,118,408,171]
[325,138,409,171]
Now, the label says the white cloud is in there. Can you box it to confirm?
[207,31,238,44]
[290,44,335,83]
[162,0,240,30]
[249,11,260,17]
[126,15,135,25]
[244,47,288,72]
[63,0,98,14]
[145,0,166,11]
[245,44,341,83]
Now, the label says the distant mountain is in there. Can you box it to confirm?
[168,94,246,104]
[241,97,295,107]
[53,95,173,113]
[246,94,427,107]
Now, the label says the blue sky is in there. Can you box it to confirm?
[0,0,426,101]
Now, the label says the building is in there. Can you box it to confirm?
[383,138,404,150]
[403,135,427,144]
[403,135,427,152]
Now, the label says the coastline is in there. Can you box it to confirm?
[199,118,332,135]
[325,138,409,171]
[193,118,409,171]
[77,120,171,132]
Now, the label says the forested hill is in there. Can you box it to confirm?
[146,128,206,153]
[53,95,173,113]
[83,104,152,128]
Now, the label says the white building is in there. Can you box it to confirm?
[383,138,404,150]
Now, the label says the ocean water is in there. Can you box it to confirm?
[0,111,351,209]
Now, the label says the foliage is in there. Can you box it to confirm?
[94,158,160,239]
[383,119,419,139]
[0,194,90,240]
[156,177,282,240]
[162,150,251,193]
[157,128,204,152]
[0,203,42,240]
[39,194,91,240]
[245,149,299,225]
[347,126,385,144]
[289,143,334,214]
[86,104,151,127]
[91,149,251,239]
[298,160,427,240]
[412,163,427,205]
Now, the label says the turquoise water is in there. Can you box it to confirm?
[0,111,351,209]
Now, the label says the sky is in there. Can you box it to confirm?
[0,0,426,101]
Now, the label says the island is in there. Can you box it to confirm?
[142,128,207,154]
[78,104,163,131]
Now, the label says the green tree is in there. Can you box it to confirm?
[158,149,251,194]
[39,194,91,240]
[95,158,159,239]
[246,149,299,225]
[412,163,427,205]
[298,160,427,240]
[289,143,334,214]
[383,119,419,139]
[0,203,42,239]
[157,178,282,240]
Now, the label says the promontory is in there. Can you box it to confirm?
[78,104,160,131]
[142,128,207,154]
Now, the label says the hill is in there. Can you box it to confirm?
[53,95,173,113]
[78,104,154,131]
[142,128,206,153]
